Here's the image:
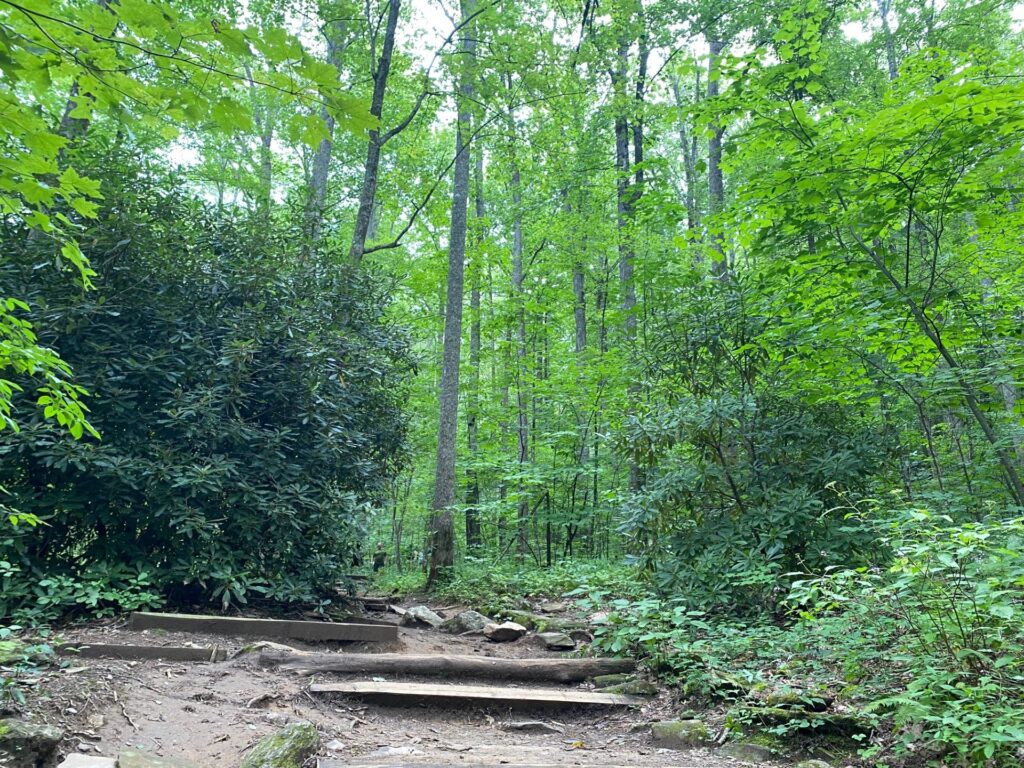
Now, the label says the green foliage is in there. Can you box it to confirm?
[0,158,411,621]
[792,510,1024,765]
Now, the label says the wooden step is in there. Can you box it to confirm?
[309,681,643,708]
[262,650,634,682]
[325,764,702,768]
[129,612,396,642]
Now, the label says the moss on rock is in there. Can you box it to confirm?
[0,718,63,768]
[239,722,319,768]
[651,720,713,749]
[592,673,635,688]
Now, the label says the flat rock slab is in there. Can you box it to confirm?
[119,750,197,768]
[56,757,116,768]
[129,612,396,643]
[309,681,643,708]
[59,644,228,662]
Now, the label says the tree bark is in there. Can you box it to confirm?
[877,0,899,81]
[707,38,728,279]
[260,651,635,682]
[303,23,345,257]
[670,71,702,236]
[428,0,476,585]
[465,148,485,549]
[510,142,530,556]
[349,0,402,265]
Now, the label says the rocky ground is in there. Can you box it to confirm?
[0,600,837,768]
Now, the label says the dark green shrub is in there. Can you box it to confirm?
[0,178,411,621]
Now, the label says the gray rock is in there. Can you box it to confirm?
[569,629,594,644]
[118,750,196,768]
[538,601,568,613]
[0,718,63,768]
[240,722,319,768]
[593,673,635,688]
[794,761,833,768]
[399,605,444,629]
[483,621,527,642]
[650,720,713,749]
[718,742,777,762]
[58,757,116,768]
[442,609,491,634]
[536,631,575,650]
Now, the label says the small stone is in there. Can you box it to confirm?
[794,761,833,768]
[240,722,319,768]
[538,601,568,613]
[593,673,635,688]
[0,718,64,768]
[399,605,444,629]
[483,621,527,642]
[718,742,777,763]
[650,720,713,750]
[588,611,610,625]
[118,749,197,768]
[569,629,594,644]
[441,610,492,634]
[536,631,575,650]
[323,740,346,752]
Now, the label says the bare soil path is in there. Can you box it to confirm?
[19,602,770,768]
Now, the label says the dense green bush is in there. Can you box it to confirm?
[622,390,884,612]
[588,506,1024,766]
[0,172,412,621]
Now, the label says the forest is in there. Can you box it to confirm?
[1,0,1024,765]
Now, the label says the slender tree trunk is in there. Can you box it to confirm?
[511,158,530,556]
[465,148,485,549]
[350,0,402,265]
[670,72,702,236]
[707,38,728,279]
[877,0,899,81]
[303,24,345,257]
[428,0,476,585]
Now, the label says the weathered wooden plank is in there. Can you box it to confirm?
[309,681,642,707]
[262,651,634,682]
[323,764,700,768]
[319,765,700,768]
[129,612,397,642]
[58,643,228,662]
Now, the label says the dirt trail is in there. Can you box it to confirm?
[25,603,766,767]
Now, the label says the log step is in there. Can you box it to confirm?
[309,681,643,708]
[262,651,634,682]
[129,612,397,642]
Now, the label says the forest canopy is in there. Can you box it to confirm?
[2,0,1024,763]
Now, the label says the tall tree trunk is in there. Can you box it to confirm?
[465,148,485,549]
[877,0,899,81]
[707,38,728,279]
[428,0,476,585]
[511,158,530,556]
[670,71,702,236]
[349,0,402,265]
[303,24,345,257]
